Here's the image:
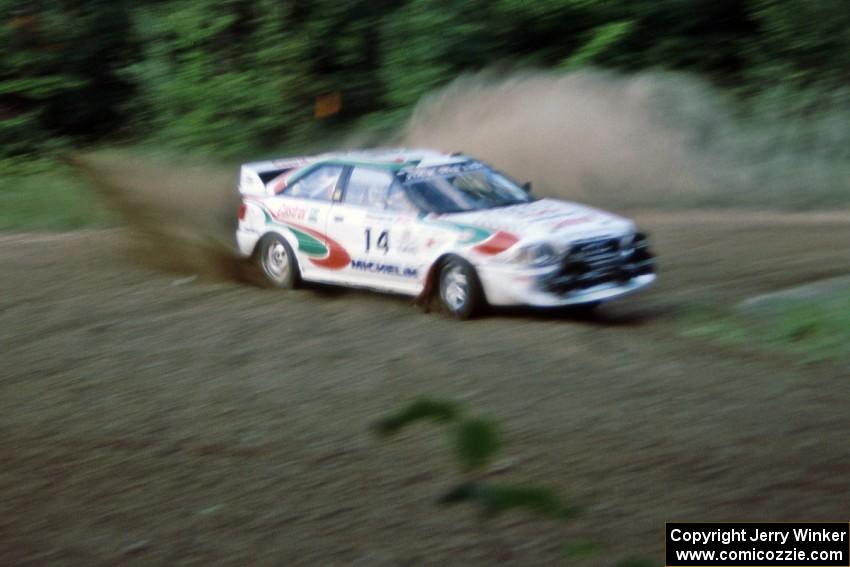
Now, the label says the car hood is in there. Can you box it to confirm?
[437,198,635,243]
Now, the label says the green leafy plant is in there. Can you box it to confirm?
[373,397,576,520]
[374,398,659,565]
[560,21,635,69]
[373,397,459,435]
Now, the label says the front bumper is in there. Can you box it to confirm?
[477,264,656,307]
[476,236,657,307]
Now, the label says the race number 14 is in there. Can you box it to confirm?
[365,228,389,254]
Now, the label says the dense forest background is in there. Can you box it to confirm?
[2,0,849,161]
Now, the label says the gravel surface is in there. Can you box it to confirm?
[2,211,849,566]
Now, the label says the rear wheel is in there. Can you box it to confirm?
[258,234,300,289]
[438,257,484,320]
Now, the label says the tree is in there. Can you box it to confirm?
[0,1,133,157]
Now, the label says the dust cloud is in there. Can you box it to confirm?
[402,70,850,209]
[69,70,848,277]
[68,153,250,280]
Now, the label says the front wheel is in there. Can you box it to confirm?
[438,257,485,320]
[258,234,300,289]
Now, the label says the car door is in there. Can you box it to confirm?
[269,164,345,280]
[325,166,421,293]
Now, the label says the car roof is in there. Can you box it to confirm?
[239,148,478,195]
[242,148,470,174]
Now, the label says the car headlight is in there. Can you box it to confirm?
[513,242,559,267]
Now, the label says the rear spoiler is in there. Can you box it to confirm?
[238,157,310,196]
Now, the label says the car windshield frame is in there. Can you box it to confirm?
[400,162,534,214]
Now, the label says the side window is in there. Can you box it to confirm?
[386,182,418,213]
[285,165,343,201]
[343,167,394,209]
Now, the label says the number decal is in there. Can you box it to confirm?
[376,230,389,253]
[365,228,389,254]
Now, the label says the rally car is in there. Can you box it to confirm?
[236,149,655,318]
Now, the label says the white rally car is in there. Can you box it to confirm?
[236,149,655,318]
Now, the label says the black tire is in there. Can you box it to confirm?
[438,257,485,320]
[258,234,300,289]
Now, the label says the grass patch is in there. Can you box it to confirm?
[0,159,112,231]
[0,128,382,234]
[682,295,850,363]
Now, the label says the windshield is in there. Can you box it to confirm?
[403,164,533,214]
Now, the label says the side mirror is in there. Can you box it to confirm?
[521,181,532,193]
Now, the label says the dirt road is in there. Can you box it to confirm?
[2,212,849,566]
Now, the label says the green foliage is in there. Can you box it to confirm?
[0,112,46,157]
[374,398,594,558]
[452,417,500,471]
[122,1,304,156]
[374,397,579,518]
[379,0,499,109]
[561,21,635,69]
[374,399,502,472]
[373,398,459,435]
[746,0,850,90]
[0,159,111,231]
[0,1,133,158]
[682,294,850,363]
[442,481,579,518]
[561,539,605,558]
[2,0,849,164]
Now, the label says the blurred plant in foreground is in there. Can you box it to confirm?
[373,398,656,565]
[373,397,576,518]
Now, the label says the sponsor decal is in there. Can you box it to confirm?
[254,201,350,269]
[295,225,351,269]
[275,205,307,221]
[507,206,565,220]
[396,228,419,254]
[366,212,396,222]
[350,259,418,278]
[420,215,518,255]
[472,230,520,255]
[552,215,593,230]
[402,161,485,180]
[444,203,601,234]
[420,216,491,245]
